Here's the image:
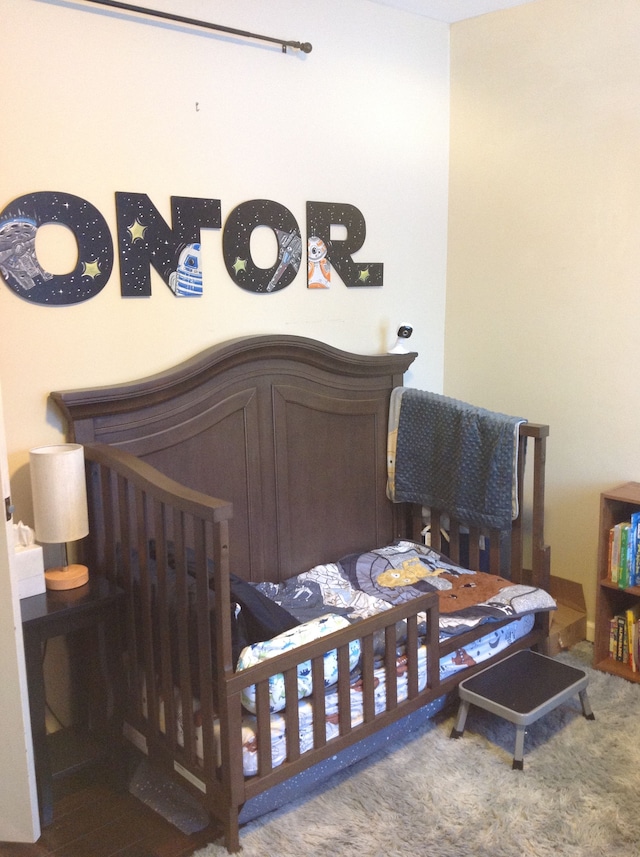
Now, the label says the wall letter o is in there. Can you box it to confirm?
[0,191,113,304]
[222,199,302,293]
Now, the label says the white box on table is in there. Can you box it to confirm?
[14,544,46,598]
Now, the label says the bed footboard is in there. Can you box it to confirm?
[81,444,235,821]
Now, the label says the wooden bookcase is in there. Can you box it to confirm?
[593,482,640,682]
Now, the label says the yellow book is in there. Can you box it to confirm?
[625,604,640,671]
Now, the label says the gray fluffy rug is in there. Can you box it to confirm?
[193,642,640,857]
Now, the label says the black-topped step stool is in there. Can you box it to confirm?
[451,649,594,769]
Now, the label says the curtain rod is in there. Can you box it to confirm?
[80,0,313,53]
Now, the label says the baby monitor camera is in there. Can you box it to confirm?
[389,324,415,354]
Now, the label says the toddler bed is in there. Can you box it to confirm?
[51,334,552,852]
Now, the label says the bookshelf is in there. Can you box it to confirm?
[594,482,640,682]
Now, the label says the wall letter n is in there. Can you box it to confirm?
[116,193,221,296]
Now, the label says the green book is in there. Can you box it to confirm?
[618,522,631,589]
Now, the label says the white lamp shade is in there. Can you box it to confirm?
[30,443,89,544]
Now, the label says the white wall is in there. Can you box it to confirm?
[1,0,450,520]
[0,382,39,841]
[447,0,640,629]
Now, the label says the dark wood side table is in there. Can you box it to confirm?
[21,576,125,826]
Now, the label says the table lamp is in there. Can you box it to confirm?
[29,443,90,590]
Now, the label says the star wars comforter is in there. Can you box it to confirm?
[255,540,556,640]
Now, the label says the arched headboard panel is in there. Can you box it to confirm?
[51,335,416,582]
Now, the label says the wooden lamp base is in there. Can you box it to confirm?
[44,563,89,590]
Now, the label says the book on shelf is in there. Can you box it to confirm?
[609,610,640,670]
[617,614,627,662]
[608,519,640,588]
[620,522,631,588]
[609,522,623,583]
[631,511,640,587]
[610,615,617,658]
[627,604,640,671]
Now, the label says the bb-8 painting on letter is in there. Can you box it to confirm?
[307,235,331,289]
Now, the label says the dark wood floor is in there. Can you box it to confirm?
[0,766,223,857]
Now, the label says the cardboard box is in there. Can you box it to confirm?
[548,576,587,655]
[14,544,46,599]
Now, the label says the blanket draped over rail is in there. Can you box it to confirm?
[387,387,526,531]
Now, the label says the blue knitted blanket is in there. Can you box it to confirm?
[387,387,525,531]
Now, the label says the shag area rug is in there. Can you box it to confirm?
[191,643,640,857]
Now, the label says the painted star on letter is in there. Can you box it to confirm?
[232,257,247,275]
[128,218,147,243]
[82,259,101,279]
[358,267,370,283]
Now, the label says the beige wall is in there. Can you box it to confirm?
[2,0,450,521]
[447,0,640,632]
[8,0,628,640]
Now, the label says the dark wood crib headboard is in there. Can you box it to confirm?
[51,335,416,584]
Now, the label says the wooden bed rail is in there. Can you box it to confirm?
[517,423,550,591]
[225,592,440,795]
[81,443,241,837]
[82,443,234,524]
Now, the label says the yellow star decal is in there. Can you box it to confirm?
[232,257,247,275]
[358,267,370,283]
[128,218,147,243]
[82,259,101,279]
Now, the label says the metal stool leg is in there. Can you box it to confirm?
[450,699,470,739]
[579,689,595,721]
[512,724,526,770]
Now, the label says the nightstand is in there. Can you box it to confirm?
[21,576,125,825]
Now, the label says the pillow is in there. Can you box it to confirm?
[230,574,300,651]
[147,538,301,663]
[123,540,300,707]
[237,614,361,713]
